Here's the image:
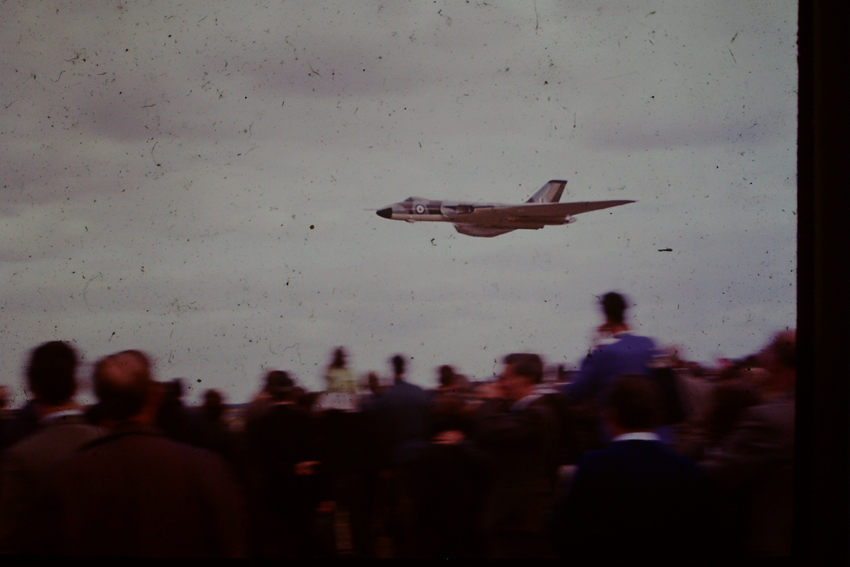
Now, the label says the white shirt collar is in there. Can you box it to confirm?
[510,392,543,411]
[39,408,84,424]
[612,431,661,443]
[532,383,557,396]
[598,331,631,346]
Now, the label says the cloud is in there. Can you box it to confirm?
[585,110,791,150]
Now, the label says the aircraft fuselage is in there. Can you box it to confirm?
[375,180,633,237]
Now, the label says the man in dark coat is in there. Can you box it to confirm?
[244,370,328,558]
[476,353,559,558]
[0,341,104,552]
[370,354,432,465]
[700,330,796,556]
[551,374,713,562]
[365,355,432,557]
[414,429,489,558]
[29,350,246,558]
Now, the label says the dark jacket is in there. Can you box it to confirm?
[414,439,489,558]
[476,395,559,535]
[0,413,104,553]
[552,438,713,562]
[701,394,794,556]
[245,402,324,512]
[370,380,432,465]
[29,423,246,557]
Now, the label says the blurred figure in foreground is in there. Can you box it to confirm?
[700,330,796,556]
[200,388,227,425]
[357,371,390,557]
[325,347,356,394]
[3,391,46,450]
[0,341,105,553]
[155,378,197,446]
[242,370,279,424]
[30,350,246,557]
[313,347,358,413]
[245,371,329,558]
[429,365,476,438]
[551,374,713,562]
[414,365,488,558]
[372,355,431,465]
[193,389,239,473]
[367,355,432,557]
[312,353,369,557]
[566,292,658,444]
[477,353,559,558]
[675,359,763,461]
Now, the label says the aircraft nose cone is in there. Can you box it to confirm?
[376,207,393,219]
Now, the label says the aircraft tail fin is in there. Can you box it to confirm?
[526,180,567,203]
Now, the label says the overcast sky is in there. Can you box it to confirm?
[1,1,797,405]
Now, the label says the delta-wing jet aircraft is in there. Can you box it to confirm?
[376,180,634,237]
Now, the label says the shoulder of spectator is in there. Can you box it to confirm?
[475,399,550,444]
[699,401,792,482]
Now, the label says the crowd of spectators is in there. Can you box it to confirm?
[0,291,796,558]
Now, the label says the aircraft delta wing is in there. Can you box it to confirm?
[375,180,634,238]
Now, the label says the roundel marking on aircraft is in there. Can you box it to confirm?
[414,203,427,214]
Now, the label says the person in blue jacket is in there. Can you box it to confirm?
[566,292,657,443]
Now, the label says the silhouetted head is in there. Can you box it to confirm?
[27,341,78,406]
[265,370,295,402]
[600,292,628,325]
[202,389,225,422]
[331,347,347,369]
[438,365,456,388]
[606,374,660,433]
[93,350,154,422]
[391,354,406,381]
[499,353,543,402]
[298,390,319,411]
[503,353,544,384]
[366,372,381,395]
[164,378,185,400]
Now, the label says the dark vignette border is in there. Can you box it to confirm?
[795,0,850,562]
